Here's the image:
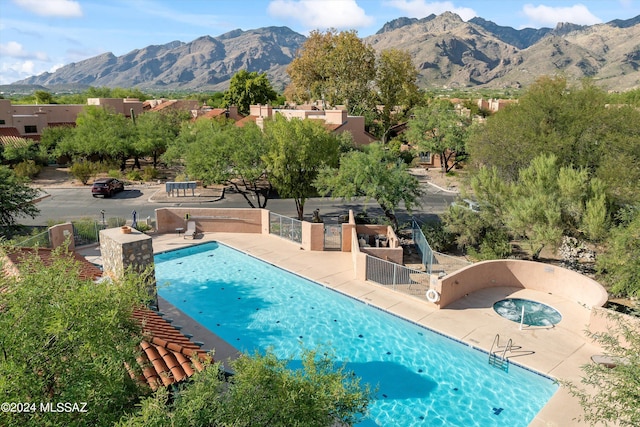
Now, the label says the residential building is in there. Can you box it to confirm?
[0,98,143,141]
[236,104,377,146]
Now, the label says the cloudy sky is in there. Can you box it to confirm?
[1,0,639,85]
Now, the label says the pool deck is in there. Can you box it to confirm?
[81,231,604,426]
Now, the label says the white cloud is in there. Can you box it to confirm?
[19,60,36,75]
[12,0,82,18]
[49,63,64,74]
[382,0,476,21]
[268,0,374,30]
[522,3,602,26]
[0,41,49,60]
[0,59,49,84]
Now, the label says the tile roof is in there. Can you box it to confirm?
[199,108,228,119]
[132,307,210,390]
[0,127,22,138]
[2,247,210,390]
[234,115,258,127]
[2,247,103,281]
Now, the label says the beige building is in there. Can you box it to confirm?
[0,98,143,140]
[236,104,377,146]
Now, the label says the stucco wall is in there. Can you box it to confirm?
[302,222,324,251]
[435,259,609,309]
[48,222,75,250]
[155,208,264,234]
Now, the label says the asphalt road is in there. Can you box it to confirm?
[21,183,458,227]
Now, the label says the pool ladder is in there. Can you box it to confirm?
[489,334,513,372]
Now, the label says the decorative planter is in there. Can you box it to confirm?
[121,226,132,234]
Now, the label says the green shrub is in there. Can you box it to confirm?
[134,222,152,233]
[467,229,512,261]
[420,220,456,252]
[13,160,42,179]
[72,218,99,244]
[107,217,126,227]
[126,170,142,181]
[69,160,98,185]
[108,169,121,178]
[142,166,159,181]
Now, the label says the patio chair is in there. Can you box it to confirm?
[184,220,197,239]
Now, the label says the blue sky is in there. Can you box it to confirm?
[1,0,639,85]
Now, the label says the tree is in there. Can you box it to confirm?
[165,119,271,208]
[34,90,54,104]
[263,115,340,220]
[56,106,136,170]
[564,311,640,427]
[134,110,189,168]
[375,48,420,143]
[0,247,152,427]
[503,155,609,258]
[40,124,75,157]
[597,207,640,297]
[443,154,609,260]
[405,99,471,173]
[0,166,40,236]
[119,347,371,427]
[466,76,640,187]
[223,70,278,116]
[286,29,376,115]
[315,143,421,230]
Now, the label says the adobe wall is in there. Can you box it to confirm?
[434,259,609,309]
[48,222,75,250]
[302,222,324,251]
[155,208,264,234]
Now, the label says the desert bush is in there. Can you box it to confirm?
[420,220,456,252]
[142,166,159,181]
[69,160,98,184]
[13,160,42,179]
[134,222,152,233]
[126,170,142,181]
[107,217,126,227]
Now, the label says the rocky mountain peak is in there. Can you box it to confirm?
[7,12,640,93]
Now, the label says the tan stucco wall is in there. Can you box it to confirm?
[436,259,609,309]
[155,208,264,234]
[48,222,75,250]
[302,222,324,251]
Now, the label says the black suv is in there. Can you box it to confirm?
[91,178,124,197]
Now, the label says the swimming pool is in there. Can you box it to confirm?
[155,242,557,427]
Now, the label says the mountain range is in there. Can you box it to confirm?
[8,12,640,93]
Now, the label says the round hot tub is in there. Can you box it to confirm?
[493,298,562,327]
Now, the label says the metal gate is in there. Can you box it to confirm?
[323,222,342,250]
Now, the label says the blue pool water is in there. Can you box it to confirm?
[155,242,558,427]
[494,298,562,327]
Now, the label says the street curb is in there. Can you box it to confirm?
[147,187,226,204]
[426,181,459,194]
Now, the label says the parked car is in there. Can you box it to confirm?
[91,178,124,197]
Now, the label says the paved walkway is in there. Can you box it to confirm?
[80,231,603,426]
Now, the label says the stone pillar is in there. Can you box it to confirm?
[99,227,156,306]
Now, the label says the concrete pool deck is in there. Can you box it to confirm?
[80,231,604,426]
